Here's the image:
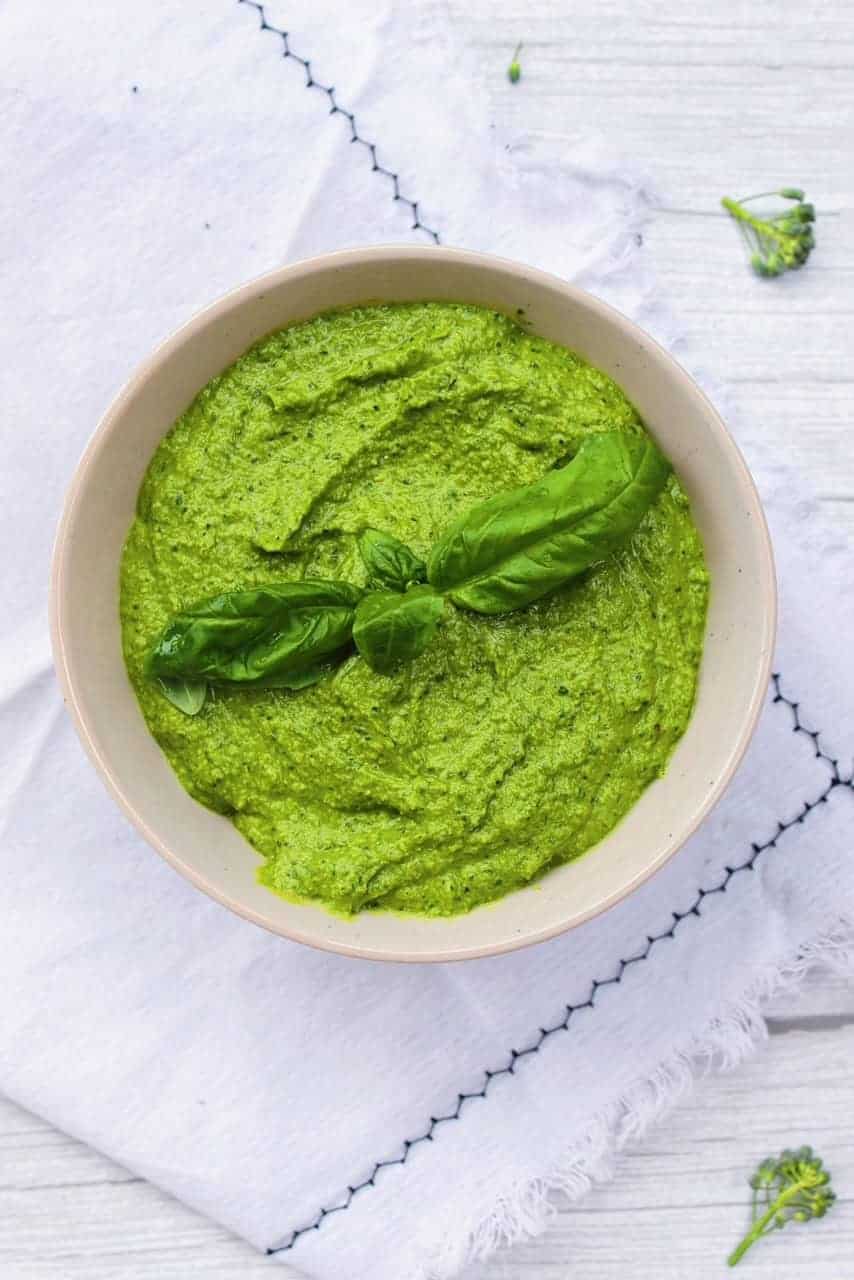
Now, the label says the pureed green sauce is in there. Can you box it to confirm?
[120,303,709,917]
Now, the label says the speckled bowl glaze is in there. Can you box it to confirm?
[50,246,776,962]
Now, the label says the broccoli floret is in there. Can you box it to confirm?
[721,188,815,277]
[728,1146,836,1266]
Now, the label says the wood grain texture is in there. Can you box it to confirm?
[2,990,852,1279]
[3,0,853,1275]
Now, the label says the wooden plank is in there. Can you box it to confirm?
[462,1025,854,1278]
[2,1017,852,1277]
[0,1096,278,1279]
[764,968,854,1023]
[455,0,854,537]
[2,1,852,1276]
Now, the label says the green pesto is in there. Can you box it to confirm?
[120,302,709,917]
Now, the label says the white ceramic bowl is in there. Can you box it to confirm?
[50,246,776,962]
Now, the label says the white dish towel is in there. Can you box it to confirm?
[2,3,853,1277]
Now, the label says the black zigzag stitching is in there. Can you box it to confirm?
[267,674,852,1254]
[237,0,441,243]
[232,11,852,1250]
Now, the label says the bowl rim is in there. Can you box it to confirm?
[49,244,777,962]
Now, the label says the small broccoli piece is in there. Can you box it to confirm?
[721,187,815,277]
[507,42,522,83]
[728,1146,836,1266]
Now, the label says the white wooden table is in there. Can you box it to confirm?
[3,2,852,1275]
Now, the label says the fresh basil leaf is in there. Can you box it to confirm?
[147,579,362,687]
[427,431,670,614]
[353,585,444,673]
[157,676,208,716]
[358,528,426,592]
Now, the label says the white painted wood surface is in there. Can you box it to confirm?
[3,1,852,1275]
[2,976,852,1278]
